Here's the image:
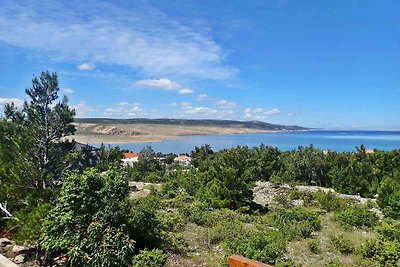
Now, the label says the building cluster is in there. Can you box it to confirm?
[121,152,193,167]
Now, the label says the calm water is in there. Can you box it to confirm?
[94,131,400,154]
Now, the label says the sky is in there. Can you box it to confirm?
[0,0,399,130]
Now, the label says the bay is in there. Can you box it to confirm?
[93,130,400,154]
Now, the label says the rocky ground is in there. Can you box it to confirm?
[0,238,36,266]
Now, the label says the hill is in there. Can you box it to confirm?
[74,118,308,131]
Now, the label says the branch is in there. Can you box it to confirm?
[0,202,19,222]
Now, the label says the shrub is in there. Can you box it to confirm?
[128,195,163,249]
[157,211,186,232]
[180,200,209,225]
[164,232,188,254]
[375,218,400,241]
[274,194,292,208]
[384,191,400,219]
[9,203,53,245]
[307,238,321,254]
[68,222,134,267]
[41,169,135,266]
[268,207,321,240]
[329,234,354,254]
[334,205,378,229]
[361,238,400,266]
[132,248,166,267]
[207,220,245,245]
[224,228,287,265]
[315,191,348,212]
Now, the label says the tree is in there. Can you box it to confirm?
[4,71,75,190]
[0,71,75,227]
[41,169,134,266]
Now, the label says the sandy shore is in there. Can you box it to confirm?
[70,123,280,144]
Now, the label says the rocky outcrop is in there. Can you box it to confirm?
[0,238,33,266]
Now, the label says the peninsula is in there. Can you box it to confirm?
[72,118,309,144]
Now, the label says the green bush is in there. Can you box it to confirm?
[329,234,354,254]
[376,218,400,241]
[180,200,209,225]
[315,191,348,212]
[68,222,134,267]
[307,238,321,254]
[8,203,53,245]
[164,232,188,254]
[361,238,400,266]
[128,195,163,249]
[268,207,321,240]
[207,220,245,245]
[324,260,347,267]
[132,248,166,267]
[41,169,136,266]
[157,211,186,232]
[384,191,400,219]
[224,228,287,265]
[334,205,378,229]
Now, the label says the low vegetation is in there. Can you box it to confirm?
[1,72,399,266]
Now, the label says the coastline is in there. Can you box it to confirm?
[70,129,299,144]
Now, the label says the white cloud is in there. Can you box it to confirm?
[104,103,145,117]
[244,107,281,120]
[0,98,24,109]
[73,101,95,117]
[130,106,142,112]
[264,108,280,115]
[136,78,194,94]
[216,100,237,109]
[117,101,140,106]
[0,1,236,79]
[62,88,74,94]
[287,112,301,117]
[136,78,181,90]
[127,105,146,116]
[178,88,193,94]
[183,106,217,115]
[77,62,95,71]
[196,94,208,101]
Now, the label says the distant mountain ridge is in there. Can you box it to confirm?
[74,118,308,131]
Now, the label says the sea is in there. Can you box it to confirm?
[94,130,400,154]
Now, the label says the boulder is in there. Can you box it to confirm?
[13,254,26,264]
[12,245,30,255]
[0,237,11,247]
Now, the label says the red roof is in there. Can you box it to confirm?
[123,152,140,159]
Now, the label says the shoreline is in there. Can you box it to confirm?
[70,129,305,144]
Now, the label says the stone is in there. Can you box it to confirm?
[13,254,26,264]
[0,238,11,247]
[12,245,30,254]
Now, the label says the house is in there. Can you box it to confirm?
[173,154,193,166]
[121,152,140,167]
[365,149,375,154]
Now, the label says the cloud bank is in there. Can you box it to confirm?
[0,0,236,80]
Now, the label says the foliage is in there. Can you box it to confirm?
[8,203,53,245]
[307,238,321,254]
[41,169,134,266]
[132,248,166,267]
[329,234,354,254]
[68,222,134,267]
[0,71,76,217]
[376,218,400,241]
[224,228,287,265]
[128,195,163,249]
[361,238,400,266]
[268,207,322,240]
[334,205,378,229]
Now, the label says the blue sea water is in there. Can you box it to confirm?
[94,130,400,154]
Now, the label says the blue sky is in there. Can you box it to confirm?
[0,0,399,130]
